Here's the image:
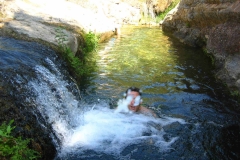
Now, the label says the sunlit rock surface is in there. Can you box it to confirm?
[0,0,119,54]
[0,0,140,54]
[162,0,240,91]
[0,0,174,54]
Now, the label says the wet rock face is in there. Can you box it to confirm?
[206,22,240,56]
[0,88,57,160]
[162,0,240,91]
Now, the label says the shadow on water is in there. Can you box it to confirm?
[0,25,240,160]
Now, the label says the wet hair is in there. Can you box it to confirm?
[125,87,142,96]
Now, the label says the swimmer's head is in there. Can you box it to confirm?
[124,87,142,112]
[124,87,142,97]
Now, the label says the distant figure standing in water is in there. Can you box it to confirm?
[115,87,157,118]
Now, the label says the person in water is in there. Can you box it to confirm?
[116,87,157,117]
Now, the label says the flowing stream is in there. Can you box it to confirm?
[0,26,239,160]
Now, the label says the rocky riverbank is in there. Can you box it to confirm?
[0,0,173,55]
[162,0,240,96]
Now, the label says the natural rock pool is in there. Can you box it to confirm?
[0,26,239,160]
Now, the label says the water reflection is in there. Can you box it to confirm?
[83,26,218,104]
[79,26,240,159]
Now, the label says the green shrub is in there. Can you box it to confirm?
[203,47,215,66]
[0,120,40,160]
[156,0,180,23]
[55,27,99,78]
[82,31,99,54]
[231,90,240,97]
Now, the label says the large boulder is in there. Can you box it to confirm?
[0,0,177,52]
[162,0,240,92]
[0,0,118,55]
[69,0,142,25]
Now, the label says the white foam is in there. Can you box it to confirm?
[114,97,132,113]
[26,60,186,157]
[60,103,186,156]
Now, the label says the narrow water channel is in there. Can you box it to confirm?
[0,25,239,160]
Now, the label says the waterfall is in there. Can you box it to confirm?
[0,37,187,159]
[27,58,84,141]
[26,58,186,158]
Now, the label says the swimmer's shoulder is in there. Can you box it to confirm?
[139,106,158,118]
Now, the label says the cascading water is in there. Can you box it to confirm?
[0,37,187,159]
[26,56,184,158]
[0,25,240,160]
[23,49,187,159]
